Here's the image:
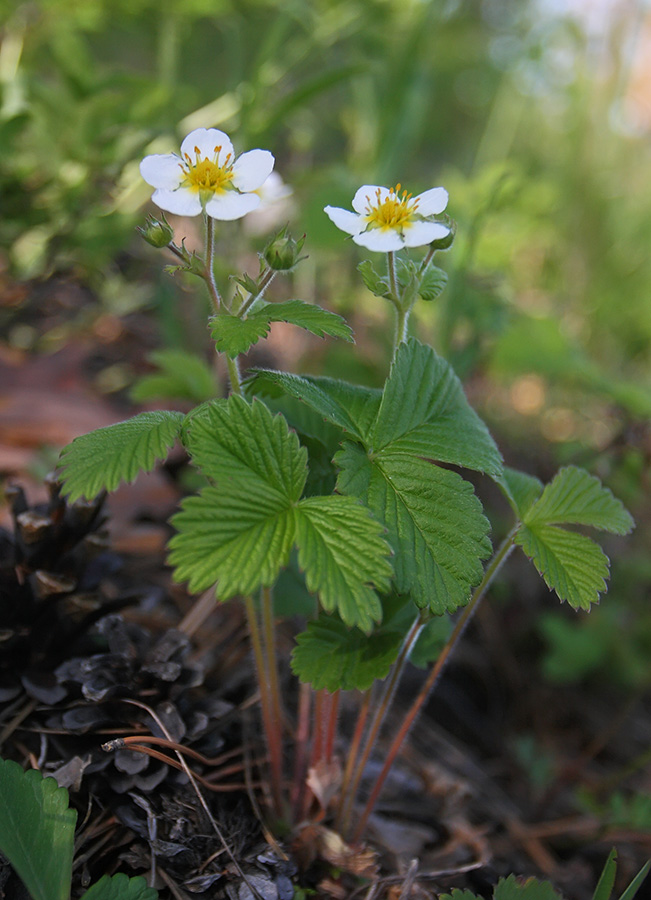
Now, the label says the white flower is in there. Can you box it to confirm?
[140,127,275,221]
[244,171,295,236]
[324,183,449,252]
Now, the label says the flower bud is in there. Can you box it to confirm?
[137,214,174,249]
[263,229,305,271]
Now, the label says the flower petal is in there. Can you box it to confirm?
[353,229,404,252]
[232,149,275,192]
[181,128,234,166]
[205,191,260,220]
[414,187,448,216]
[324,206,365,235]
[151,187,202,217]
[352,185,389,214]
[140,154,184,190]
[402,221,450,247]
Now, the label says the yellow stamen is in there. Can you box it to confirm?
[181,146,234,194]
[364,185,419,231]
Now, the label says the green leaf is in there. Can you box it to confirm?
[58,410,185,501]
[169,487,297,596]
[291,613,403,691]
[592,849,618,900]
[169,397,306,596]
[336,443,492,614]
[82,874,158,900]
[524,466,634,534]
[418,265,448,301]
[210,314,270,357]
[372,339,503,477]
[295,496,392,631]
[0,758,76,900]
[130,349,217,404]
[411,615,452,668]
[184,397,307,499]
[493,874,563,900]
[619,861,651,900]
[210,300,353,358]
[516,523,611,610]
[497,467,544,520]
[249,370,382,441]
[438,890,482,900]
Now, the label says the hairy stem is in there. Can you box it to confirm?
[351,526,519,843]
[291,682,312,821]
[387,250,409,357]
[335,690,372,832]
[244,594,284,817]
[226,355,243,395]
[204,215,222,313]
[339,615,425,838]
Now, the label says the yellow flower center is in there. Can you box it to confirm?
[181,145,234,194]
[364,184,418,230]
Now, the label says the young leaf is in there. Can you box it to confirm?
[58,411,185,501]
[418,265,448,301]
[336,443,492,614]
[524,466,634,534]
[210,300,353,358]
[514,467,635,609]
[0,758,77,900]
[130,349,217,404]
[249,370,382,440]
[515,524,610,610]
[169,397,307,596]
[82,874,158,900]
[291,613,403,691]
[295,496,392,632]
[497,467,544,520]
[372,338,503,477]
[493,874,563,900]
[358,259,391,298]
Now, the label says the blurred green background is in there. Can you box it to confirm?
[1,0,650,686]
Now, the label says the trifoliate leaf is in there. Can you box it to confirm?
[291,613,403,691]
[249,370,382,440]
[130,349,217,404]
[82,874,158,900]
[524,466,634,534]
[0,758,77,900]
[515,523,610,610]
[254,392,345,458]
[295,496,392,632]
[372,339,503,477]
[58,411,185,501]
[493,874,563,900]
[418,265,448,301]
[169,397,307,596]
[497,467,544,520]
[210,300,353,358]
[336,443,492,614]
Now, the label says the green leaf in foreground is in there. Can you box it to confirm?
[0,758,77,900]
[169,398,306,596]
[493,875,562,900]
[58,410,185,501]
[82,874,158,900]
[515,466,635,610]
[210,300,353,358]
[336,442,492,614]
[171,397,391,628]
[295,496,392,631]
[497,466,544,520]
[130,349,217,404]
[291,613,403,691]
